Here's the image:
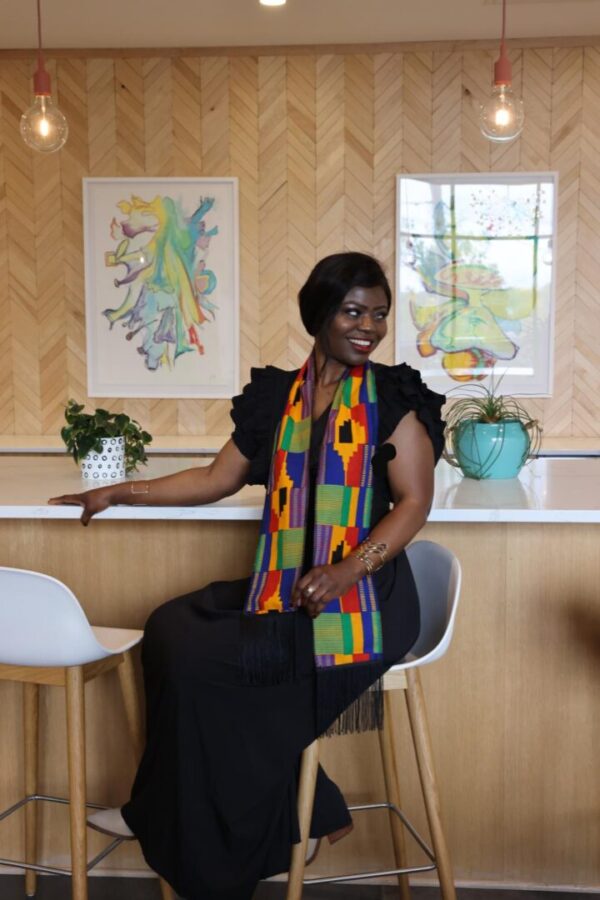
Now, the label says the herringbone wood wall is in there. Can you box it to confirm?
[1,44,599,439]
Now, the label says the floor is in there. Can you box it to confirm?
[0,879,598,900]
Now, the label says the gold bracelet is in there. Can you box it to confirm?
[130,481,150,496]
[354,551,375,576]
[353,538,389,575]
[362,538,388,567]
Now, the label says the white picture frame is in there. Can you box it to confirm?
[395,172,557,397]
[83,177,239,399]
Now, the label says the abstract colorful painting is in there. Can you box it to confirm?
[83,178,239,398]
[396,173,557,396]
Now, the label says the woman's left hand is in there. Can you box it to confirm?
[292,558,364,618]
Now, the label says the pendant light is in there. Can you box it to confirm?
[479,0,524,143]
[20,0,68,153]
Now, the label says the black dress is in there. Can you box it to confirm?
[122,363,445,900]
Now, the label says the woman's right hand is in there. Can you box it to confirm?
[48,486,113,526]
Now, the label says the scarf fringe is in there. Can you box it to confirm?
[317,666,384,737]
[240,612,297,686]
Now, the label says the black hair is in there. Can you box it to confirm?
[298,252,392,337]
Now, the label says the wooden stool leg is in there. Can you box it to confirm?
[117,652,144,760]
[285,740,320,900]
[405,668,456,900]
[158,878,176,900]
[65,667,88,900]
[23,683,39,898]
[117,653,175,900]
[378,691,411,900]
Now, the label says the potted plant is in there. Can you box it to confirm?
[61,400,153,481]
[444,378,542,480]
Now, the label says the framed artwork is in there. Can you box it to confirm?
[395,172,557,396]
[83,177,239,398]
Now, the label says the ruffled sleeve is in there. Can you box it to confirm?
[230,366,294,485]
[374,363,446,463]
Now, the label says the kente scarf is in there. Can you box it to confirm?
[244,354,382,672]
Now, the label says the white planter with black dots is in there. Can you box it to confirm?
[80,436,126,481]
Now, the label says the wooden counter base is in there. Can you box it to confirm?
[0,519,598,889]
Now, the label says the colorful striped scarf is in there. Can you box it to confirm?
[245,354,382,670]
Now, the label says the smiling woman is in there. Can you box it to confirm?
[49,252,445,900]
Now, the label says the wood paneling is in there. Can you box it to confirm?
[1,42,599,438]
[0,518,599,887]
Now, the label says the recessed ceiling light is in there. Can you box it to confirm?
[260,0,286,6]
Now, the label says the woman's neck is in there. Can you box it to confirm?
[313,344,346,387]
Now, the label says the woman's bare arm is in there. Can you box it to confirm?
[49,439,252,525]
[359,409,435,559]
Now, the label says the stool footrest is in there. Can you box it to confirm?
[303,862,436,885]
[303,800,436,886]
[0,795,127,875]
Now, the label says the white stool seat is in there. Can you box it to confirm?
[91,626,144,655]
[0,567,143,667]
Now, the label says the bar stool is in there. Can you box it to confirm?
[0,567,174,900]
[286,539,462,900]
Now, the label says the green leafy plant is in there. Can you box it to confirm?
[61,400,152,474]
[444,375,542,472]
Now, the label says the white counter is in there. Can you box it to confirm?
[433,456,600,523]
[0,454,598,523]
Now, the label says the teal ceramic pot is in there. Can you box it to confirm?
[454,419,531,479]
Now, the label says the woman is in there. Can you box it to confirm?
[50,252,445,900]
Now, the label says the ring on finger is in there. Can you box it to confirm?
[303,584,316,596]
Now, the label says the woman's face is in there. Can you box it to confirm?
[317,285,389,367]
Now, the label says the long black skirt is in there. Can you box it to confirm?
[122,552,420,900]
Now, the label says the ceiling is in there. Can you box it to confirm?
[1,0,599,50]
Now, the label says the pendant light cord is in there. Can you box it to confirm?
[37,0,43,63]
[500,0,506,54]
